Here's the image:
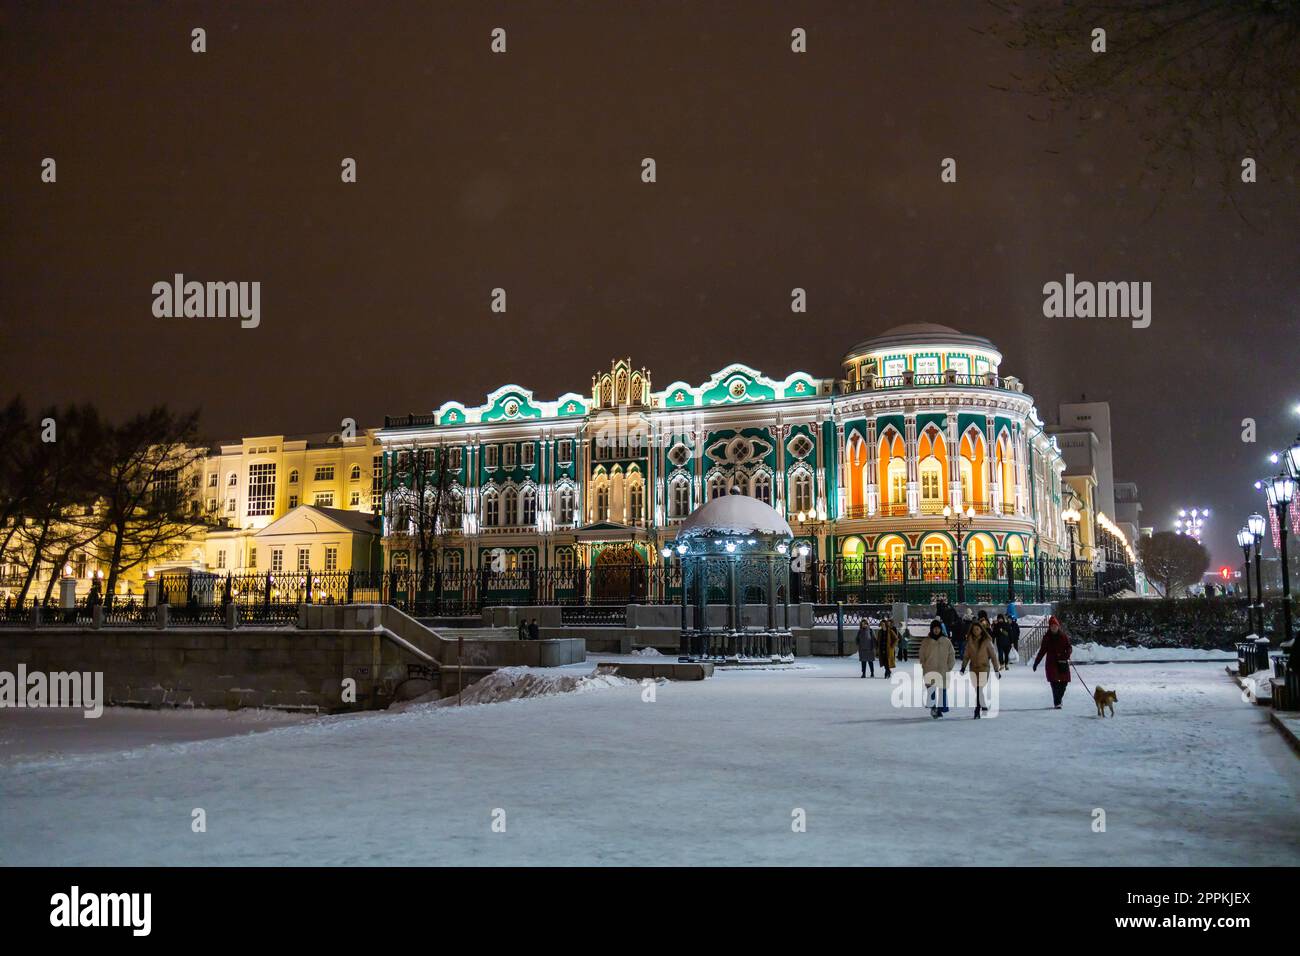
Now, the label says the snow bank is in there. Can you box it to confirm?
[393,666,638,710]
[631,647,663,657]
[1071,641,1235,663]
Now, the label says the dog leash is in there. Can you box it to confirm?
[1068,659,1092,696]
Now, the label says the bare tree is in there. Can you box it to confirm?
[9,405,104,605]
[92,407,206,607]
[1138,530,1210,597]
[386,442,462,593]
[984,1,1300,203]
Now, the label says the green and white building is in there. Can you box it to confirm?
[377,323,1071,592]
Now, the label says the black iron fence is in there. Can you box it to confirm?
[790,555,1118,606]
[145,555,1116,620]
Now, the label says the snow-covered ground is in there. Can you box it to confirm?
[1,659,1296,866]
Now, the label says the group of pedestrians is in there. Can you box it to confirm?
[516,617,540,640]
[857,599,1076,717]
[856,614,902,679]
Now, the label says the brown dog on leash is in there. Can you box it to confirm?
[1093,686,1117,717]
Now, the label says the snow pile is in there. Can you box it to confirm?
[1239,673,1273,703]
[1071,641,1235,663]
[631,647,663,657]
[676,494,793,538]
[394,666,638,710]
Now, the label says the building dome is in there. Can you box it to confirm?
[844,323,999,361]
[676,494,794,540]
[841,323,1003,381]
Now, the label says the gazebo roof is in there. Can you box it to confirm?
[677,494,794,540]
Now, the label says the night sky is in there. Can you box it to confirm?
[2,2,1296,568]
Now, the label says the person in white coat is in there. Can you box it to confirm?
[918,618,956,718]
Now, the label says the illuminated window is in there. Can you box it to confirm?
[522,488,537,527]
[670,478,690,517]
[313,465,334,482]
[752,472,772,505]
[247,463,276,517]
[314,492,334,507]
[350,464,361,481]
[271,548,284,572]
[483,491,499,527]
[325,547,338,571]
[558,487,575,525]
[297,548,310,572]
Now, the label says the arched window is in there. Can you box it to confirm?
[670,478,690,518]
[887,458,907,508]
[558,486,575,525]
[878,430,906,511]
[751,471,772,505]
[707,473,728,501]
[521,487,537,527]
[877,534,906,582]
[628,481,644,522]
[791,470,813,514]
[841,536,865,582]
[350,464,361,481]
[595,484,610,521]
[444,551,462,572]
[520,550,537,571]
[483,490,499,528]
[960,429,987,508]
[555,548,575,571]
[920,535,951,581]
[967,533,995,580]
[288,469,299,484]
[919,456,943,510]
[502,487,519,526]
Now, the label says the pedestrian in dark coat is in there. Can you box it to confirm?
[937,598,959,639]
[878,618,899,678]
[1033,615,1072,708]
[528,618,540,641]
[857,620,876,678]
[517,618,528,640]
[993,614,1013,668]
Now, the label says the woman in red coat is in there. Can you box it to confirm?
[1033,616,1072,709]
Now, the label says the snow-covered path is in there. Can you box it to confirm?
[1,660,1296,866]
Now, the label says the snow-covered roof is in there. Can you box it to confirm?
[677,494,794,539]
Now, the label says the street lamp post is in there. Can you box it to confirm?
[942,504,976,603]
[1249,511,1267,636]
[1063,505,1082,601]
[1237,528,1256,637]
[1262,474,1296,655]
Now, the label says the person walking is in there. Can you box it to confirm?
[961,611,1002,718]
[1033,615,1073,709]
[993,613,1013,669]
[517,617,528,640]
[857,619,876,678]
[1007,607,1021,660]
[937,597,958,641]
[878,616,898,679]
[951,607,972,660]
[528,618,540,641]
[919,618,956,718]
